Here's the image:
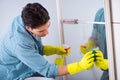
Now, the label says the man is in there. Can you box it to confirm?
[80,8,109,80]
[0,3,95,80]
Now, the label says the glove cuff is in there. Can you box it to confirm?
[67,62,83,75]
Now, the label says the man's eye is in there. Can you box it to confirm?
[39,31,42,33]
[39,30,45,33]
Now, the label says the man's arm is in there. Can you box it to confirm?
[58,65,69,76]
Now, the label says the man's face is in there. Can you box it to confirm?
[26,20,50,37]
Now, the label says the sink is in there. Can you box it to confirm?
[25,77,54,80]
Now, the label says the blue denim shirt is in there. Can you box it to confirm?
[0,15,58,80]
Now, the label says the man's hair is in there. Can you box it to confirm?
[22,3,50,28]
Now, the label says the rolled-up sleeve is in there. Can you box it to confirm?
[14,41,58,78]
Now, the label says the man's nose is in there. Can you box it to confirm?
[44,30,49,35]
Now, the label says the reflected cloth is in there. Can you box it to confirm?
[92,8,109,80]
[101,70,109,80]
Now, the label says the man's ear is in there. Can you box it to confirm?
[26,26,32,31]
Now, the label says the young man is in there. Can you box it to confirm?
[80,8,109,80]
[0,3,94,80]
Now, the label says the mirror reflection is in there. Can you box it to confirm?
[61,0,109,80]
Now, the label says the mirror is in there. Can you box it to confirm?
[61,0,109,80]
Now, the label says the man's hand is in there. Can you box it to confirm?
[67,51,94,74]
[43,45,70,56]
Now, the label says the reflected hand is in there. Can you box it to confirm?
[95,50,108,70]
[80,40,95,54]
[54,57,64,66]
[86,40,95,50]
[80,45,87,54]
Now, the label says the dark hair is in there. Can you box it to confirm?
[22,3,50,28]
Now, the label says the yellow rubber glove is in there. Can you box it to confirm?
[80,40,95,54]
[80,45,87,54]
[95,50,108,70]
[54,57,64,66]
[43,45,70,56]
[86,40,95,50]
[67,51,94,74]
